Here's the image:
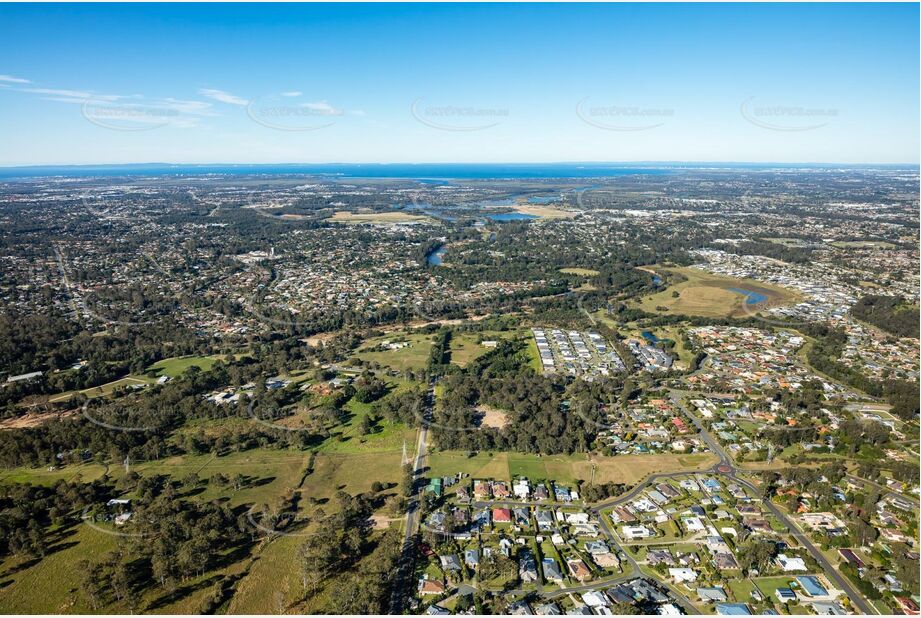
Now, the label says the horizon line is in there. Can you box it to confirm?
[2,160,919,170]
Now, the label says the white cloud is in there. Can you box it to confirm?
[0,74,30,84]
[22,87,124,101]
[281,91,302,97]
[198,88,248,106]
[299,100,343,116]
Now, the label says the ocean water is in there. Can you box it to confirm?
[0,162,673,180]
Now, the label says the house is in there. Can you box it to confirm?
[838,548,864,569]
[893,597,919,615]
[492,481,510,499]
[439,554,461,572]
[542,558,564,582]
[535,603,562,615]
[776,553,808,572]
[492,507,512,524]
[535,509,555,531]
[508,600,534,615]
[513,507,530,526]
[796,576,828,597]
[519,550,539,582]
[533,484,549,501]
[513,478,530,499]
[591,551,620,569]
[584,540,610,555]
[473,480,491,500]
[647,549,676,566]
[426,605,451,615]
[564,511,590,525]
[697,587,728,603]
[668,568,698,583]
[554,486,572,502]
[567,559,592,581]
[716,603,752,615]
[581,591,609,608]
[464,549,480,568]
[774,587,797,603]
[418,578,446,595]
[810,601,847,615]
[658,603,683,615]
[620,525,653,540]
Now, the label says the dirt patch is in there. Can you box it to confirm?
[370,514,398,530]
[475,405,509,429]
[0,408,77,430]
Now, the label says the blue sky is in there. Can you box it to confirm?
[0,3,918,165]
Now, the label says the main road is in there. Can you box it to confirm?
[389,383,434,614]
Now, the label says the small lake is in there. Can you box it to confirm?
[641,330,660,343]
[728,287,768,305]
[488,212,539,221]
[426,246,447,266]
[651,275,663,286]
[473,198,519,208]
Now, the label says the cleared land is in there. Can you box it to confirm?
[426,450,717,487]
[511,204,577,219]
[475,404,510,429]
[559,267,600,276]
[328,210,431,224]
[47,375,155,403]
[353,333,433,371]
[633,266,800,318]
[146,354,225,378]
[447,330,518,367]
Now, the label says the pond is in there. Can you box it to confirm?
[426,246,447,266]
[488,212,539,221]
[728,287,768,305]
[527,195,560,204]
[641,330,660,343]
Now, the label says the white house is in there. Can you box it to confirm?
[776,553,808,572]
[669,568,699,583]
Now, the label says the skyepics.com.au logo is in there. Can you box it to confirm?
[740,97,838,132]
[576,97,674,131]
[411,98,508,131]
[81,98,207,131]
[247,93,345,131]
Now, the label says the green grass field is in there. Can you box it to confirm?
[448,330,519,367]
[0,444,405,614]
[47,375,156,403]
[146,354,225,378]
[632,266,800,318]
[354,333,434,372]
